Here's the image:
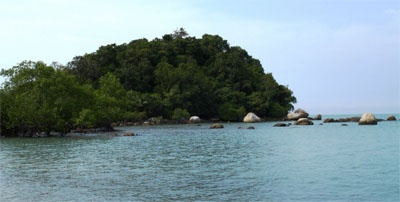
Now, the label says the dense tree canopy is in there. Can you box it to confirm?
[0,29,296,137]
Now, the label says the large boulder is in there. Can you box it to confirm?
[189,116,201,123]
[243,112,261,123]
[287,108,309,121]
[359,113,377,125]
[294,118,314,125]
[387,115,397,121]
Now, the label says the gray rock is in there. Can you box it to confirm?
[294,118,314,125]
[273,123,289,127]
[359,113,377,125]
[287,108,309,121]
[189,116,201,123]
[243,112,261,123]
[123,132,137,136]
[314,114,322,120]
[210,123,224,129]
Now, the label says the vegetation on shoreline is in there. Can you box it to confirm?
[0,29,296,137]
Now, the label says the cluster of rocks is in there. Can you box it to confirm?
[274,108,397,127]
[323,113,396,125]
[118,110,397,132]
[276,108,315,126]
[209,112,260,129]
[186,110,396,128]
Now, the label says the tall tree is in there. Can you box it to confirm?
[0,61,92,136]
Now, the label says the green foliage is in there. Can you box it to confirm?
[0,61,93,136]
[218,103,247,121]
[172,108,190,120]
[0,28,297,136]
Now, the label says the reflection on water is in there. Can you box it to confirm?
[1,120,399,201]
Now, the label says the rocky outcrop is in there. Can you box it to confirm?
[189,116,201,123]
[287,108,309,121]
[243,112,261,123]
[294,118,313,125]
[387,115,397,121]
[359,113,377,125]
[210,123,224,129]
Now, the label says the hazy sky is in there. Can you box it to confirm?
[1,0,399,114]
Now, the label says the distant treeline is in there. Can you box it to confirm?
[0,29,296,137]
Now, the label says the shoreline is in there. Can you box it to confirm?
[1,113,398,138]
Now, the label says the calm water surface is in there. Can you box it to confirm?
[1,115,399,201]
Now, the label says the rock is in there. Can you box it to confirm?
[210,123,224,129]
[123,132,136,136]
[274,123,289,127]
[294,118,314,125]
[387,115,396,121]
[243,112,261,123]
[287,108,309,120]
[324,117,360,123]
[341,124,348,126]
[148,117,162,125]
[189,116,201,123]
[142,121,152,126]
[359,113,377,125]
[313,114,322,120]
[247,126,255,129]
[323,118,335,123]
[337,118,350,122]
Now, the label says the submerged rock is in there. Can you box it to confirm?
[210,123,224,129]
[359,113,377,125]
[243,112,261,123]
[323,117,360,123]
[274,123,289,127]
[123,132,137,136]
[323,118,335,123]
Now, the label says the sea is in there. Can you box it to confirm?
[0,114,399,201]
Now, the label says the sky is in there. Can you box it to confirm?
[0,0,399,115]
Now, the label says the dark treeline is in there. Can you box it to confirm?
[0,29,296,137]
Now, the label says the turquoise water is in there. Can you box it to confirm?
[0,115,399,201]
